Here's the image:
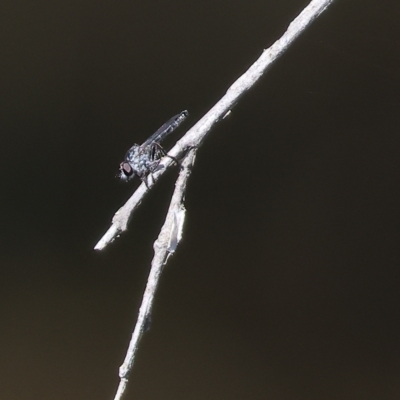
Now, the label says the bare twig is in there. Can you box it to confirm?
[113,149,196,400]
[94,0,335,251]
[96,0,336,398]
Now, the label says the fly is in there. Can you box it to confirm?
[118,110,188,187]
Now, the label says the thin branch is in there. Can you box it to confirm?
[97,0,336,399]
[94,0,335,251]
[113,149,196,400]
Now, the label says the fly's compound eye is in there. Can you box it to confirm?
[119,162,134,181]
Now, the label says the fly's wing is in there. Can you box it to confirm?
[142,110,188,146]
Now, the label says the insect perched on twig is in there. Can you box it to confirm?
[118,110,188,187]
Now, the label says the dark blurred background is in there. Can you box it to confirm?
[1,0,400,399]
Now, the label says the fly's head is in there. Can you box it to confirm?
[118,144,140,182]
[118,161,135,181]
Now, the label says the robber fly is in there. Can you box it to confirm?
[118,110,188,187]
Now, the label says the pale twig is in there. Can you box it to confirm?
[94,0,335,251]
[113,149,196,400]
[98,0,336,398]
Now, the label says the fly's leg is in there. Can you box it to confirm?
[138,172,151,189]
[152,142,182,170]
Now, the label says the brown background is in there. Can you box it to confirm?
[1,0,400,399]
